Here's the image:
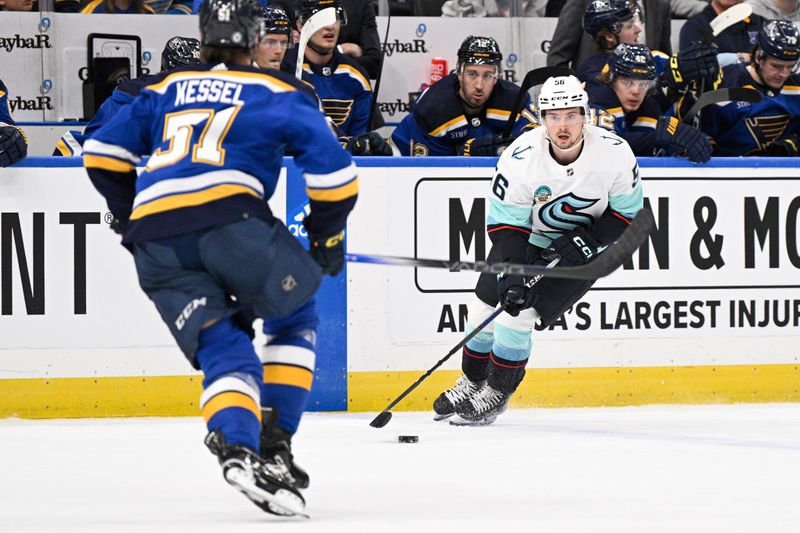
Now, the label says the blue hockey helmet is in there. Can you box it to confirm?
[583,0,640,38]
[199,0,265,49]
[457,35,503,72]
[161,36,201,72]
[757,20,800,61]
[261,5,293,44]
[296,0,348,27]
[608,43,656,80]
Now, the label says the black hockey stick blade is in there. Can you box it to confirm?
[502,66,576,138]
[348,207,655,281]
[682,87,762,124]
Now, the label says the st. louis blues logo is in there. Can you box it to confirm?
[538,193,598,238]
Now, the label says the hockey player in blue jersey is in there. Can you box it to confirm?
[83,0,358,517]
[390,35,538,157]
[281,0,372,136]
[54,36,201,156]
[700,20,800,156]
[255,5,293,71]
[433,75,643,425]
[587,43,712,162]
[0,78,28,167]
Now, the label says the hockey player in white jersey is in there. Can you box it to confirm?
[434,75,644,426]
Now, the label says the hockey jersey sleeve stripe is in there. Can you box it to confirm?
[306,177,359,202]
[488,197,533,229]
[132,170,264,208]
[83,154,135,173]
[130,184,262,220]
[303,162,358,188]
[781,85,800,94]
[632,117,657,128]
[486,108,511,121]
[83,139,142,164]
[428,115,468,137]
[334,65,372,92]
[605,106,625,118]
[55,139,72,156]
[608,186,644,218]
[201,391,262,424]
[488,224,531,235]
[263,364,314,390]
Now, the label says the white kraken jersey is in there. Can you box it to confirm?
[488,124,643,248]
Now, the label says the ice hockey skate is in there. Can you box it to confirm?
[433,374,486,420]
[261,423,310,489]
[205,431,308,518]
[449,384,511,426]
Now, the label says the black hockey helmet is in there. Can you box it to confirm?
[199,0,265,49]
[161,36,201,72]
[261,5,293,44]
[296,0,347,27]
[583,0,639,38]
[756,20,800,62]
[608,43,656,80]
[456,35,502,73]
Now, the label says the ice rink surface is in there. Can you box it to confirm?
[2,404,799,533]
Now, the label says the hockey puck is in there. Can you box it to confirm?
[398,435,419,443]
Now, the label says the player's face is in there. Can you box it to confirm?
[458,64,499,108]
[616,16,642,45]
[3,0,34,10]
[255,34,290,70]
[612,77,653,112]
[543,108,585,149]
[713,0,741,11]
[309,21,341,54]
[758,56,798,90]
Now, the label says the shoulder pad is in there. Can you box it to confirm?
[412,74,465,133]
[485,79,522,110]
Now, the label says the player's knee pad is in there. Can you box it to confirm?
[465,297,497,354]
[261,299,318,380]
[493,314,535,362]
[196,317,262,387]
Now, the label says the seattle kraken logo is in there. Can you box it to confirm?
[538,193,598,238]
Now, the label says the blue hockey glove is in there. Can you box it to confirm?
[665,41,721,92]
[545,227,602,266]
[343,132,393,156]
[459,133,512,157]
[655,116,712,163]
[0,126,27,167]
[307,228,346,276]
[763,133,800,157]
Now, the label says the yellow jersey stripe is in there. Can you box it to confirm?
[429,115,468,137]
[201,391,261,423]
[633,116,658,128]
[146,70,296,94]
[335,64,372,91]
[306,178,359,202]
[83,154,135,172]
[130,184,261,220]
[263,364,314,390]
[55,139,72,156]
[80,0,104,12]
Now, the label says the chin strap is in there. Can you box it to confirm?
[545,131,585,155]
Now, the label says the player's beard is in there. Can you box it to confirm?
[546,127,584,154]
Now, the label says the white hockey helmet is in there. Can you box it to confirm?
[537,75,589,115]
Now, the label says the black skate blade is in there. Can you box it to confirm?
[448,414,497,427]
[433,412,454,421]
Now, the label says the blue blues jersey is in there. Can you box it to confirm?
[390,74,538,157]
[83,64,357,244]
[0,79,27,144]
[56,72,164,156]
[586,79,662,156]
[700,64,800,156]
[80,0,156,12]
[282,48,372,136]
[576,50,669,84]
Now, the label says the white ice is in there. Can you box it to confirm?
[2,404,799,533]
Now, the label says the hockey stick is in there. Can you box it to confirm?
[349,206,655,281]
[701,3,753,45]
[367,4,391,130]
[501,66,576,139]
[295,7,338,80]
[681,87,762,123]
[368,257,557,428]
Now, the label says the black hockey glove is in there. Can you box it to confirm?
[307,228,346,276]
[342,132,393,156]
[497,273,538,317]
[654,116,712,163]
[459,133,512,157]
[545,227,602,267]
[665,42,721,92]
[0,126,27,167]
[763,133,800,157]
